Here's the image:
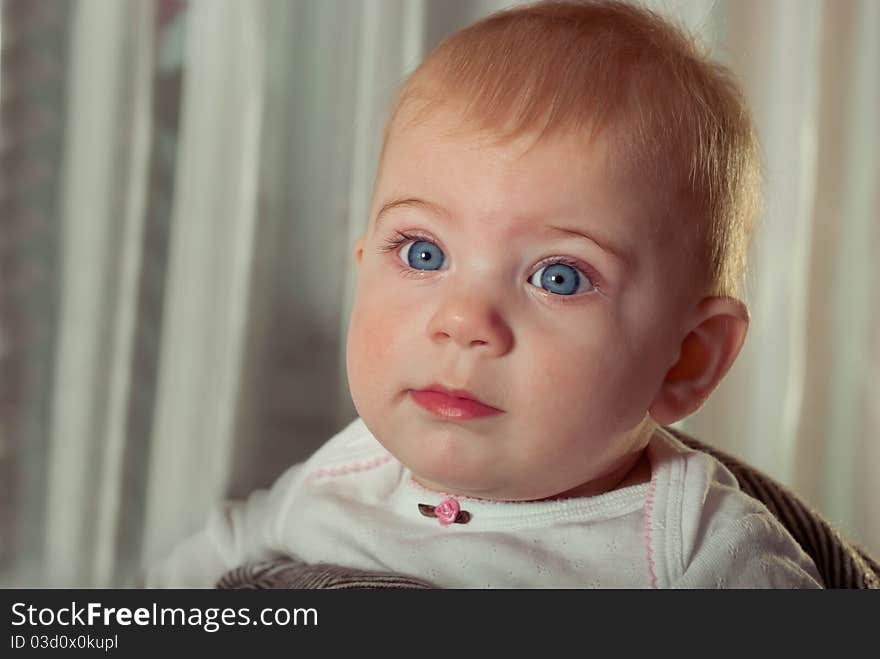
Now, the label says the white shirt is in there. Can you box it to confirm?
[147,417,822,588]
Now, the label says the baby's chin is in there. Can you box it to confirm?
[409,472,585,502]
[410,474,520,501]
[378,438,508,498]
[402,454,571,502]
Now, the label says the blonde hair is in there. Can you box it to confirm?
[382,0,760,297]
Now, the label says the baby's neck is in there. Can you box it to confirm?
[544,449,652,501]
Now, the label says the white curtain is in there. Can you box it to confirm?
[1,0,877,586]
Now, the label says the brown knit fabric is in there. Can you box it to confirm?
[217,557,435,589]
[217,428,879,589]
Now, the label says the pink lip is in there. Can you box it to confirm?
[409,385,503,420]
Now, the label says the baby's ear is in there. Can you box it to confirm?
[648,297,749,426]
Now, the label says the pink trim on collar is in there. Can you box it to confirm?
[643,476,659,589]
[306,454,393,482]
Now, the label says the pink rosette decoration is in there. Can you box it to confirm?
[434,497,460,526]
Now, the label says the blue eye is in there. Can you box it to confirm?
[529,263,588,296]
[401,240,445,271]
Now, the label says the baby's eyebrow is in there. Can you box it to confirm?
[545,224,630,268]
[375,197,451,226]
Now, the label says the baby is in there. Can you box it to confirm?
[148,0,821,588]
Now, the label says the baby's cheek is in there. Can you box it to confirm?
[529,340,636,428]
[346,298,403,396]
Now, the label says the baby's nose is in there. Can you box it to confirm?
[426,289,514,356]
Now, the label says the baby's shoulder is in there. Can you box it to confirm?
[254,417,389,520]
[648,426,766,519]
[298,416,388,473]
[647,428,822,587]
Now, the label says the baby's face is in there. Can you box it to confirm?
[346,107,696,501]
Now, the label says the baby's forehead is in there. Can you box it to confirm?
[387,91,686,186]
[382,102,684,220]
